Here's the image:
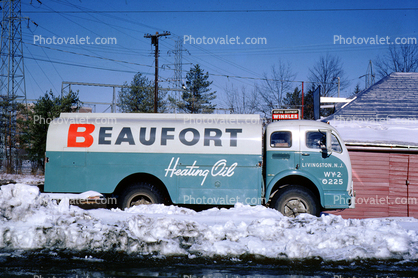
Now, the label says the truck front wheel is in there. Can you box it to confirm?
[119,182,164,209]
[270,185,320,217]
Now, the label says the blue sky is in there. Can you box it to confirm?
[18,0,418,112]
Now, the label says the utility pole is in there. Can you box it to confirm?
[144,31,171,113]
[332,76,341,97]
[337,77,340,98]
[301,81,304,119]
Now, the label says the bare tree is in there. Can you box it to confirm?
[223,83,259,114]
[256,60,296,115]
[375,44,418,78]
[308,53,348,97]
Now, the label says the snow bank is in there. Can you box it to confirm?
[1,183,418,261]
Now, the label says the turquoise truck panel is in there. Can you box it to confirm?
[44,113,354,213]
[45,151,262,205]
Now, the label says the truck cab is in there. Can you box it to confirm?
[264,120,354,217]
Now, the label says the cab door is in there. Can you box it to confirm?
[265,125,300,186]
[299,126,348,192]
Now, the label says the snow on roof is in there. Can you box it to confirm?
[329,118,418,147]
[325,72,418,147]
[329,72,418,120]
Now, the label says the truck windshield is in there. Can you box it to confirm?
[331,134,342,153]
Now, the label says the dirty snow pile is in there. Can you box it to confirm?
[1,184,418,261]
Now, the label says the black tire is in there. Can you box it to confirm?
[270,185,320,217]
[119,182,164,209]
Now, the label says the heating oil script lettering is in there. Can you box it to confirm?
[164,157,237,185]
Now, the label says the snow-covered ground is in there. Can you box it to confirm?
[1,182,418,262]
[0,173,44,185]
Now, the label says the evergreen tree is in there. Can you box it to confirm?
[20,90,80,173]
[118,73,167,113]
[282,86,315,119]
[302,86,315,120]
[353,83,362,94]
[283,87,302,109]
[0,97,25,173]
[170,64,216,113]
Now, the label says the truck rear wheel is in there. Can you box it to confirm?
[270,185,320,217]
[119,182,164,209]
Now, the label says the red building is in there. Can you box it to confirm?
[326,73,418,219]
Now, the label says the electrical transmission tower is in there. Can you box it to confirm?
[173,36,186,89]
[365,60,375,90]
[168,36,190,112]
[0,0,27,173]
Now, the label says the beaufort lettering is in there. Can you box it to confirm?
[66,124,243,148]
[115,127,135,145]
[67,124,95,147]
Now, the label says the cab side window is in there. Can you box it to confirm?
[271,131,292,148]
[306,131,343,153]
[306,131,325,149]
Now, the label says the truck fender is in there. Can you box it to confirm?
[265,170,326,208]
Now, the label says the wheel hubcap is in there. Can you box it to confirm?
[284,198,308,217]
[129,195,153,207]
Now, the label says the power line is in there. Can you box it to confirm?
[22,8,418,13]
[24,42,159,69]
[46,0,152,49]
[23,44,59,92]
[26,42,354,86]
[24,56,149,74]
[23,1,275,93]
[27,30,64,81]
[21,1,366,98]
[29,1,146,73]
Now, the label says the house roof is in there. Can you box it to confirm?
[327,72,418,121]
[325,72,418,148]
